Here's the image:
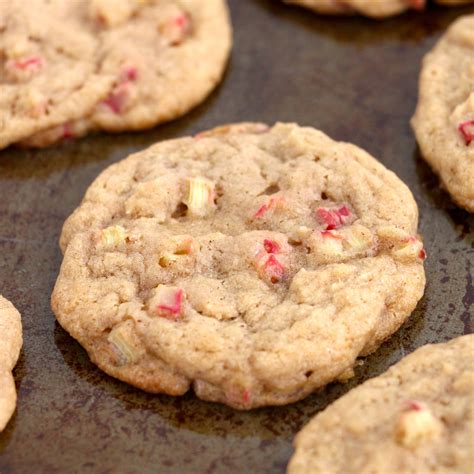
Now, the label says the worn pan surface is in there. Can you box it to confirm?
[0,1,472,472]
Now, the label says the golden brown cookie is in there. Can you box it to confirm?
[289,335,474,474]
[0,296,22,432]
[0,0,114,149]
[53,123,426,409]
[412,15,474,212]
[1,0,232,149]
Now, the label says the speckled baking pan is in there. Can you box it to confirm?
[0,1,472,472]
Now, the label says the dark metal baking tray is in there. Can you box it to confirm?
[0,1,472,472]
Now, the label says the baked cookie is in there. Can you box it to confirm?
[281,0,425,18]
[52,122,426,409]
[412,15,474,212]
[9,0,232,148]
[0,0,114,149]
[0,296,22,432]
[288,334,474,474]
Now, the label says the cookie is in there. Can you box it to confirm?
[288,335,474,474]
[282,0,425,18]
[9,0,232,148]
[0,0,115,150]
[411,15,474,212]
[0,296,22,432]
[52,122,426,409]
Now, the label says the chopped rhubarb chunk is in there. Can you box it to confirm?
[226,386,252,407]
[253,196,285,219]
[102,83,129,114]
[182,177,215,217]
[108,325,139,365]
[100,225,127,247]
[121,66,138,82]
[62,123,75,139]
[175,13,189,28]
[394,236,426,261]
[5,56,44,81]
[11,56,44,71]
[316,205,351,230]
[264,239,280,254]
[459,120,474,146]
[154,286,184,320]
[344,224,374,253]
[159,237,194,267]
[174,238,193,255]
[404,400,423,412]
[263,255,285,284]
[159,9,193,46]
[161,11,192,46]
[396,402,441,448]
[307,224,373,265]
[101,67,137,114]
[254,203,270,218]
[307,230,345,263]
[158,254,175,268]
[17,88,47,118]
[254,237,290,284]
[321,230,344,240]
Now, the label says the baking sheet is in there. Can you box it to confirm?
[0,0,473,472]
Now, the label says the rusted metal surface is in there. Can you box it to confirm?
[0,1,472,472]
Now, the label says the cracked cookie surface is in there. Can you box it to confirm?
[0,296,22,431]
[1,0,231,149]
[288,335,474,474]
[53,122,426,409]
[412,15,474,212]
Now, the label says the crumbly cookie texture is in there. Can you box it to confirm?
[53,122,426,409]
[282,0,425,18]
[412,15,474,212]
[0,296,22,432]
[288,335,474,474]
[0,0,114,149]
[8,0,232,148]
